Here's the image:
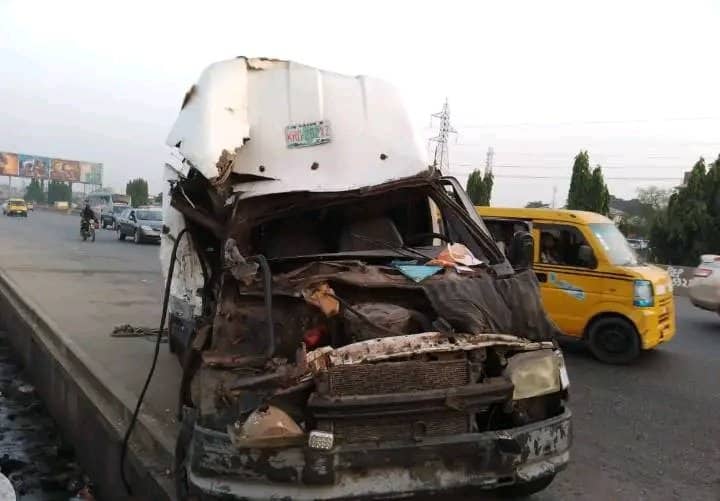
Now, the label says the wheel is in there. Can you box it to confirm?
[587,317,640,364]
[134,230,142,244]
[81,233,87,241]
[497,474,556,498]
[117,229,126,241]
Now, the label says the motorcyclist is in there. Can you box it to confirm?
[81,200,97,231]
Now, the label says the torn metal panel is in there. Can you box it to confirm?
[167,57,429,198]
[307,332,553,368]
[166,58,253,180]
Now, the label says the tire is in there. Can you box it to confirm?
[587,317,641,364]
[134,230,142,245]
[497,474,556,498]
[117,229,126,241]
[81,233,87,241]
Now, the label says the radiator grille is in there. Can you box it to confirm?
[322,412,468,443]
[327,359,469,396]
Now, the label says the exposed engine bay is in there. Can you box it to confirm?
[161,169,569,496]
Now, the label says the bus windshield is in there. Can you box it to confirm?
[589,223,639,266]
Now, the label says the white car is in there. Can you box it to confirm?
[688,254,720,313]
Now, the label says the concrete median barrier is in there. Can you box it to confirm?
[0,269,174,501]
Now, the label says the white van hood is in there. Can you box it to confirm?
[166,57,429,199]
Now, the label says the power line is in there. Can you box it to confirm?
[451,172,682,182]
[451,163,688,170]
[427,116,720,130]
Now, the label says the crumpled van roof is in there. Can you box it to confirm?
[166,57,429,199]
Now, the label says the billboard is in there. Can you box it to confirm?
[0,152,19,176]
[80,162,103,184]
[18,154,50,178]
[51,159,81,182]
[0,151,101,185]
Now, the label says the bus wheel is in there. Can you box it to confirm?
[587,317,640,364]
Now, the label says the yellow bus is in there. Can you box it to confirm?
[478,207,675,364]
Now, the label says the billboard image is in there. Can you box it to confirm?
[0,152,19,176]
[51,159,81,182]
[80,162,103,185]
[18,154,50,178]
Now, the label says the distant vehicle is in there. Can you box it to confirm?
[627,238,648,250]
[26,201,34,211]
[688,254,720,313]
[100,203,129,230]
[3,199,28,217]
[87,191,131,221]
[116,207,162,244]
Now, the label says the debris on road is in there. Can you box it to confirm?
[111,324,167,340]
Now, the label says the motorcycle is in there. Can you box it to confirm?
[80,219,98,242]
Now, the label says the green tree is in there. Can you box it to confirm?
[24,179,46,203]
[525,200,550,208]
[637,186,671,212]
[566,151,610,215]
[650,156,720,265]
[47,181,71,204]
[126,178,149,207]
[590,166,610,215]
[466,169,494,206]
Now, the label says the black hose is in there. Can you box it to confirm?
[248,255,274,359]
[120,228,187,496]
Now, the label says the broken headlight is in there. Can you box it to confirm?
[504,349,569,400]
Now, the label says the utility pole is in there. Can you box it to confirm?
[485,147,494,174]
[429,99,456,174]
[552,185,558,209]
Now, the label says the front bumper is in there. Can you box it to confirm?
[186,409,571,500]
[636,295,676,349]
[688,284,720,313]
[7,211,26,216]
[139,229,161,242]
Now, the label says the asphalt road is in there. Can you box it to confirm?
[0,210,719,500]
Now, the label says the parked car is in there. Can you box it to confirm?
[688,254,720,313]
[3,199,28,217]
[116,207,162,244]
[100,203,129,229]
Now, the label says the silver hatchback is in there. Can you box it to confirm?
[688,254,720,313]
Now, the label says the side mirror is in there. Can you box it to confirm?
[578,244,596,268]
[508,231,534,269]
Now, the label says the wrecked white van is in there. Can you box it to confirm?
[161,57,571,500]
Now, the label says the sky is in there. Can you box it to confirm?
[0,0,718,206]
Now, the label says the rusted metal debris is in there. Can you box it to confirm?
[307,332,553,369]
[110,325,167,339]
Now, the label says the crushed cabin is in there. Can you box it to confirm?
[161,57,571,500]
